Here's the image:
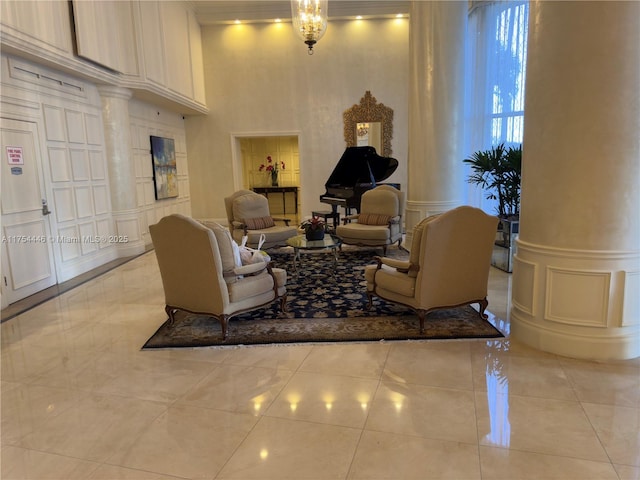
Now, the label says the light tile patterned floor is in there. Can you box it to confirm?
[2,250,639,479]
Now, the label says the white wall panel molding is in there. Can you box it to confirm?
[545,267,610,328]
[56,225,80,263]
[47,147,71,182]
[6,58,86,99]
[512,256,537,316]
[516,238,638,261]
[42,105,66,142]
[113,213,144,256]
[69,149,89,181]
[3,220,52,289]
[89,151,106,180]
[512,239,640,360]
[74,186,94,219]
[622,271,640,327]
[78,221,98,256]
[52,187,75,222]
[92,185,110,216]
[1,1,74,56]
[511,312,640,360]
[85,113,103,145]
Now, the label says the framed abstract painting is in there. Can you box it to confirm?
[150,136,178,200]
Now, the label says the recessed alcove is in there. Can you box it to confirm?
[235,134,301,223]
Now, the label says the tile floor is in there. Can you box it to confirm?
[1,250,639,479]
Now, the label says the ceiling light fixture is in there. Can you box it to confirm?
[291,0,328,55]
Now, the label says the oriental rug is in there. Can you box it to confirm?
[142,249,504,348]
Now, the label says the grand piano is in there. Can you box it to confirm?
[320,146,399,214]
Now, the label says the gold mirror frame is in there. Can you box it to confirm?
[343,91,394,157]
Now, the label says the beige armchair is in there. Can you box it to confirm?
[149,214,287,340]
[336,185,405,254]
[224,189,298,249]
[364,206,499,333]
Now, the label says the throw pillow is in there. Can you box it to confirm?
[200,220,242,283]
[244,216,275,230]
[358,213,391,225]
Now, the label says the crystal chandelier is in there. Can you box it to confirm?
[291,0,328,55]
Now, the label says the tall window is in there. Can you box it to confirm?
[464,1,529,209]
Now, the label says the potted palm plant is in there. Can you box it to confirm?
[464,143,522,271]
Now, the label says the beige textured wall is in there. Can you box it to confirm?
[186,18,409,220]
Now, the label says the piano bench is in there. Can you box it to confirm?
[311,210,340,232]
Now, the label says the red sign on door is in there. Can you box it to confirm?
[6,146,24,165]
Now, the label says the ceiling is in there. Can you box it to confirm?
[192,1,411,25]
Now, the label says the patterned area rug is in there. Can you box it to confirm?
[143,249,504,348]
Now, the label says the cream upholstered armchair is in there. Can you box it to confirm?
[364,206,499,333]
[149,214,287,339]
[224,189,298,249]
[336,185,405,254]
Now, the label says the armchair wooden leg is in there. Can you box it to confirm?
[417,310,426,333]
[280,294,288,313]
[478,298,489,319]
[220,315,229,340]
[366,292,374,310]
[165,305,177,325]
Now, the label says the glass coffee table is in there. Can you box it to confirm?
[286,234,342,277]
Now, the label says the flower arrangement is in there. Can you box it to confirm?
[259,155,285,174]
[301,215,326,240]
[259,155,285,186]
[301,215,325,232]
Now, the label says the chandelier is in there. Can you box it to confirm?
[291,0,328,55]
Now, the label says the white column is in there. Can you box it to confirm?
[405,1,466,245]
[97,86,145,257]
[512,1,640,359]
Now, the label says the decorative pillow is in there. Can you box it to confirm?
[244,216,275,230]
[358,213,391,225]
[200,220,242,283]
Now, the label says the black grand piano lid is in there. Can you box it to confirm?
[325,146,398,187]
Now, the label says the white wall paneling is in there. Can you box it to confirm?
[161,2,193,98]
[52,187,75,222]
[129,98,190,246]
[72,0,139,75]
[511,238,640,360]
[42,105,66,141]
[138,1,166,87]
[64,109,86,143]
[92,185,110,215]
[78,221,98,255]
[69,149,89,181]
[0,1,74,57]
[622,271,640,326]
[57,225,80,262]
[3,220,52,289]
[48,147,71,182]
[544,267,610,328]
[74,186,94,219]
[512,256,537,316]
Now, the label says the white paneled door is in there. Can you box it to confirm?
[1,119,57,307]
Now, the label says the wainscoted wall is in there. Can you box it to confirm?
[1,53,191,305]
[0,55,118,287]
[187,18,409,221]
[129,100,191,246]
[512,240,640,359]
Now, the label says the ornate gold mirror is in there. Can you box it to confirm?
[343,91,393,156]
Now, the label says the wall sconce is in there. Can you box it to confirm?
[291,0,328,54]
